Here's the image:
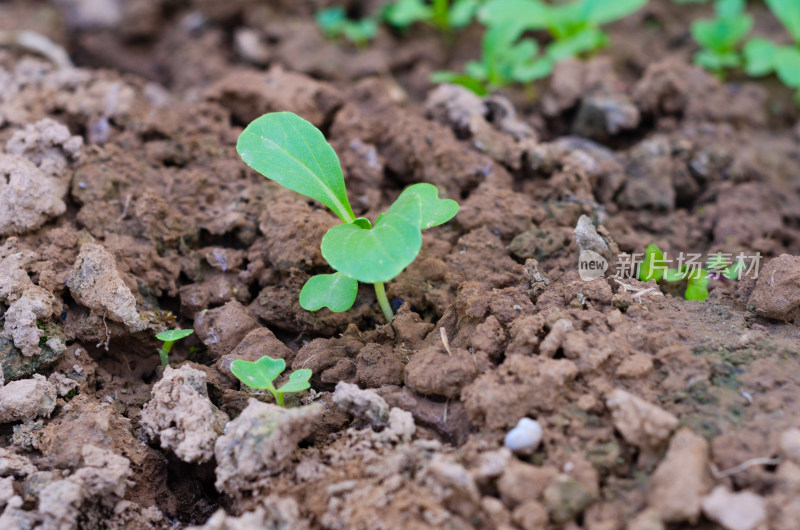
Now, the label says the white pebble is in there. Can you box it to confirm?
[504,417,543,454]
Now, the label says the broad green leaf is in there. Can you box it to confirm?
[299,273,359,312]
[237,112,355,223]
[545,27,607,61]
[692,14,752,52]
[156,329,194,342]
[378,183,459,230]
[716,0,746,19]
[230,356,285,390]
[322,198,423,283]
[765,0,800,44]
[384,0,432,27]
[276,369,313,393]
[639,244,665,282]
[775,46,800,87]
[480,0,550,29]
[512,58,553,82]
[743,38,777,76]
[449,0,481,28]
[582,0,649,26]
[684,282,709,301]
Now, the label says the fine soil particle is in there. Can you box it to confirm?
[0,0,799,528]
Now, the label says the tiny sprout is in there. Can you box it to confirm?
[639,245,743,301]
[236,111,459,322]
[155,329,194,366]
[230,355,312,407]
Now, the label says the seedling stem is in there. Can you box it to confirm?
[374,282,393,321]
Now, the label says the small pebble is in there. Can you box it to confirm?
[504,417,543,454]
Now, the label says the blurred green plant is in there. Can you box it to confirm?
[744,0,800,104]
[384,0,482,33]
[155,329,193,366]
[638,245,743,301]
[691,0,752,75]
[316,6,378,46]
[231,356,311,407]
[434,0,648,94]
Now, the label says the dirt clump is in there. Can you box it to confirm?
[0,374,56,423]
[67,242,145,332]
[141,365,229,464]
[748,254,800,321]
[214,399,322,497]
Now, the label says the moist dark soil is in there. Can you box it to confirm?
[1,0,800,529]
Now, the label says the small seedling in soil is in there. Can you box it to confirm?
[155,329,194,366]
[638,244,742,301]
[236,111,459,322]
[691,0,752,75]
[230,356,312,407]
[384,0,481,34]
[435,0,647,94]
[316,7,378,47]
[744,0,800,104]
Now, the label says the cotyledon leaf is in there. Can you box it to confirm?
[230,356,285,390]
[277,369,312,393]
[236,112,355,223]
[299,272,359,312]
[376,183,459,230]
[322,195,423,283]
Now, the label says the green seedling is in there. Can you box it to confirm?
[230,356,312,407]
[236,112,459,322]
[691,0,752,75]
[436,0,647,94]
[639,245,743,301]
[744,0,800,104]
[316,7,378,47]
[155,329,194,366]
[384,0,482,33]
[433,19,551,95]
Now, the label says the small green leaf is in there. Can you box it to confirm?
[322,200,423,283]
[765,0,800,44]
[237,112,355,223]
[276,369,313,394]
[449,0,481,28]
[300,273,359,312]
[316,7,347,36]
[639,244,666,282]
[724,261,745,280]
[775,46,800,88]
[230,356,285,390]
[545,27,608,62]
[384,0,432,27]
[480,0,550,29]
[582,0,649,26]
[156,329,194,342]
[663,268,685,282]
[743,38,777,76]
[685,272,710,301]
[378,183,459,230]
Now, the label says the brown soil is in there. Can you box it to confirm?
[1,0,800,528]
